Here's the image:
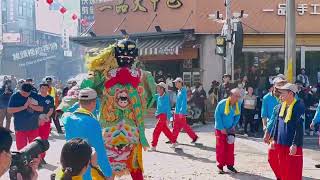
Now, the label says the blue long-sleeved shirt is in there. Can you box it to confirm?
[312,101,320,125]
[261,92,279,121]
[267,106,278,134]
[63,110,112,179]
[155,93,172,120]
[214,99,241,130]
[175,87,187,115]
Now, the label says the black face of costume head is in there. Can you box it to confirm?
[114,39,138,67]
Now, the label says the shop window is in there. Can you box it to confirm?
[18,0,23,16]
[240,51,301,92]
[183,72,201,87]
[23,2,27,16]
[305,51,320,84]
[2,0,7,11]
[183,72,192,87]
[27,4,32,17]
[192,72,201,85]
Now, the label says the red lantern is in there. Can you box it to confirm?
[81,19,89,26]
[60,7,67,14]
[72,14,78,20]
[46,0,53,4]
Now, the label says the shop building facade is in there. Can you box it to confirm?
[72,0,320,91]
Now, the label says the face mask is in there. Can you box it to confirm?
[238,84,243,88]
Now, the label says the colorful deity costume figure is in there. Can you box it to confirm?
[81,38,156,179]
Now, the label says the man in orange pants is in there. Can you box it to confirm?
[171,78,198,148]
[214,88,241,174]
[269,83,304,180]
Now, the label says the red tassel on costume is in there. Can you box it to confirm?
[105,68,141,89]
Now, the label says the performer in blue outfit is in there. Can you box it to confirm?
[214,88,241,174]
[261,77,286,131]
[171,77,198,148]
[150,82,174,151]
[311,102,320,130]
[262,77,286,180]
[63,88,113,180]
[311,101,320,168]
[267,83,304,180]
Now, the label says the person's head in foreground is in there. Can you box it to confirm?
[247,86,254,96]
[59,138,92,180]
[0,127,13,177]
[156,82,167,96]
[229,88,241,105]
[277,83,298,103]
[39,83,50,96]
[20,83,33,97]
[78,88,97,113]
[273,78,287,98]
[173,77,183,90]
[222,74,231,83]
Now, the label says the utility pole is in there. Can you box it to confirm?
[209,1,247,81]
[225,0,232,76]
[285,0,296,83]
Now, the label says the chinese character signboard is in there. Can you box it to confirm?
[98,0,183,14]
[80,0,95,33]
[262,2,320,16]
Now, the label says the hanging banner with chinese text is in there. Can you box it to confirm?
[9,42,61,66]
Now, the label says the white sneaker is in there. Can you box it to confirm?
[171,143,178,149]
[149,147,157,152]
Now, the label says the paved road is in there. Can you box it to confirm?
[2,118,319,180]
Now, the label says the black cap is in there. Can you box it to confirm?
[25,78,33,82]
[39,82,49,88]
[21,83,33,93]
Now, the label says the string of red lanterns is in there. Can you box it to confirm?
[45,0,87,26]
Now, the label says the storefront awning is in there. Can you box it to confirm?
[138,38,184,56]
